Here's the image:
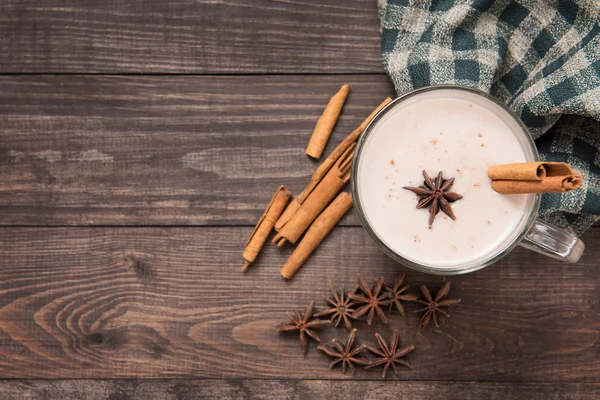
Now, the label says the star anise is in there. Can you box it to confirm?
[349,275,388,326]
[314,280,357,330]
[382,273,418,315]
[403,170,463,228]
[366,330,414,378]
[317,328,371,374]
[276,301,330,354]
[415,281,461,331]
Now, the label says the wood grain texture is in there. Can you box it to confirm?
[0,0,382,73]
[2,380,600,400]
[0,226,599,379]
[0,75,394,226]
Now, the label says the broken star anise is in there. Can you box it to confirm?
[365,330,414,378]
[403,170,463,228]
[276,300,330,354]
[382,273,418,315]
[415,281,461,331]
[349,275,388,326]
[317,328,371,374]
[314,280,357,331]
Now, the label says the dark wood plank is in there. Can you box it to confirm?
[2,380,600,400]
[0,0,382,73]
[0,226,599,379]
[0,75,394,226]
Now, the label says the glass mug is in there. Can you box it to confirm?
[351,85,584,275]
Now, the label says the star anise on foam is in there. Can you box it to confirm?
[314,280,357,331]
[349,275,388,326]
[415,281,461,331]
[317,328,371,375]
[382,273,418,315]
[276,301,330,354]
[366,330,414,378]
[403,170,463,228]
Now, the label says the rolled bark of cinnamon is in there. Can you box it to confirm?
[273,98,391,234]
[488,162,576,181]
[280,192,353,279]
[273,144,354,245]
[306,84,351,160]
[488,162,583,194]
[299,97,392,203]
[242,186,291,270]
[491,174,583,194]
[274,191,303,232]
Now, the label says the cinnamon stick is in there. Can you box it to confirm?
[491,174,583,194]
[273,143,354,245]
[242,186,291,270]
[488,162,576,181]
[299,97,392,204]
[306,84,351,160]
[274,191,303,232]
[488,162,583,194]
[280,192,353,279]
[273,98,391,237]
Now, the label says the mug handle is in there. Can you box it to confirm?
[518,219,585,263]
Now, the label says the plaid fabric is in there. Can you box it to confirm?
[378,0,600,235]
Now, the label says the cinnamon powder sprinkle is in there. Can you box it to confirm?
[481,143,485,147]
[478,133,483,138]
[390,159,396,166]
[430,139,438,145]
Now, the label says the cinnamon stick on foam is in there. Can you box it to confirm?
[242,186,291,270]
[491,176,583,194]
[306,84,351,160]
[488,162,583,194]
[273,143,355,246]
[280,192,353,279]
[488,162,577,181]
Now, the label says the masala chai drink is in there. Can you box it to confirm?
[352,87,540,273]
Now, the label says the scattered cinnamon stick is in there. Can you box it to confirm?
[275,98,392,234]
[299,97,393,204]
[306,84,351,160]
[274,190,303,232]
[281,192,353,279]
[273,143,355,245]
[488,162,583,194]
[242,186,291,270]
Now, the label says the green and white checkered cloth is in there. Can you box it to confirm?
[378,0,600,235]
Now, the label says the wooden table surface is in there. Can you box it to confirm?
[1,1,599,399]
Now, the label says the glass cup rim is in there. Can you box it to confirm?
[351,85,541,275]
